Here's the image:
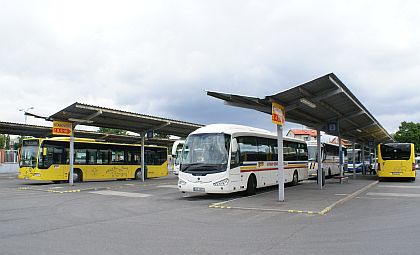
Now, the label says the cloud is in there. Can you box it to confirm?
[1,0,420,135]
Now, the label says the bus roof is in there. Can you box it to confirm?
[23,137,167,148]
[190,124,306,143]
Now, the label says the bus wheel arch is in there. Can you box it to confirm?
[72,168,83,183]
[134,167,148,180]
[246,174,257,196]
[134,168,142,180]
[292,170,298,186]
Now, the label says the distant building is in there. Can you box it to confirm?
[329,137,351,147]
[286,129,317,141]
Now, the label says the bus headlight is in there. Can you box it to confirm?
[178,179,187,185]
[213,178,229,186]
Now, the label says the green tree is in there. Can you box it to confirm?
[0,134,5,148]
[97,127,128,135]
[5,135,11,149]
[13,136,24,150]
[153,133,170,139]
[394,121,420,153]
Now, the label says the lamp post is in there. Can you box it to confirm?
[19,107,34,124]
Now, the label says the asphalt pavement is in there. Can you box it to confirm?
[1,172,420,255]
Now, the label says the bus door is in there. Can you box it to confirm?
[229,138,241,183]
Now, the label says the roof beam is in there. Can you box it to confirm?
[225,101,271,114]
[68,110,103,124]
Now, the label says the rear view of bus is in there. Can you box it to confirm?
[377,143,416,181]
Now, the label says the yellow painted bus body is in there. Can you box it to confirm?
[18,137,168,182]
[377,143,416,179]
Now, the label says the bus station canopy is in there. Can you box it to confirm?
[207,73,393,144]
[0,121,176,146]
[49,102,203,138]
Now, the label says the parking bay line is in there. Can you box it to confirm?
[89,190,152,198]
[209,180,379,215]
[367,192,420,198]
[377,185,420,189]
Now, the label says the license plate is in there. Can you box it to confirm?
[193,187,205,192]
[391,172,401,175]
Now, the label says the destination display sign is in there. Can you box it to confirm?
[52,121,73,136]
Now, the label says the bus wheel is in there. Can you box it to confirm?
[72,169,83,183]
[246,175,257,196]
[292,171,298,186]
[135,169,142,180]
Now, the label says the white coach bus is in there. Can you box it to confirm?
[307,141,347,177]
[178,124,309,195]
[170,140,185,175]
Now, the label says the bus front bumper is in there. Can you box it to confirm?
[178,179,235,194]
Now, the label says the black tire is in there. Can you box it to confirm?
[246,175,257,196]
[72,169,83,183]
[134,169,142,180]
[134,167,148,180]
[292,171,298,186]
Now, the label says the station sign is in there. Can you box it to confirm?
[272,102,285,126]
[52,121,73,136]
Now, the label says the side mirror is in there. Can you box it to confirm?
[42,147,47,156]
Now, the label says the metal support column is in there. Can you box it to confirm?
[277,125,284,202]
[352,142,356,179]
[361,145,365,175]
[373,142,377,174]
[141,134,145,182]
[317,129,323,189]
[69,124,75,186]
[338,134,343,177]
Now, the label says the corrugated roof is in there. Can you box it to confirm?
[0,121,176,146]
[207,73,393,144]
[48,102,203,138]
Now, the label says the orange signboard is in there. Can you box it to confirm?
[272,102,285,126]
[52,121,73,136]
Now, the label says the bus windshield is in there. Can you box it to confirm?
[307,146,317,161]
[347,149,361,162]
[180,133,230,173]
[380,143,411,160]
[20,140,39,167]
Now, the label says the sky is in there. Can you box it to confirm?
[1,0,420,135]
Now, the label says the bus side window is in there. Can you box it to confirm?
[230,138,240,168]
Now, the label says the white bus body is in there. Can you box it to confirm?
[178,124,309,195]
[170,140,185,175]
[307,141,347,177]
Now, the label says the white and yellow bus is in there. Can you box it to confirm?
[178,124,308,195]
[307,141,347,177]
[19,137,168,182]
[377,143,416,181]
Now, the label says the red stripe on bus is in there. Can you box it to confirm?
[240,166,306,173]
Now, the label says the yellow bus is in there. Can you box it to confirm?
[377,143,416,181]
[18,137,168,182]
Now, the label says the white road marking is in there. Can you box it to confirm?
[367,192,420,198]
[157,185,179,189]
[90,190,151,198]
[378,185,420,189]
